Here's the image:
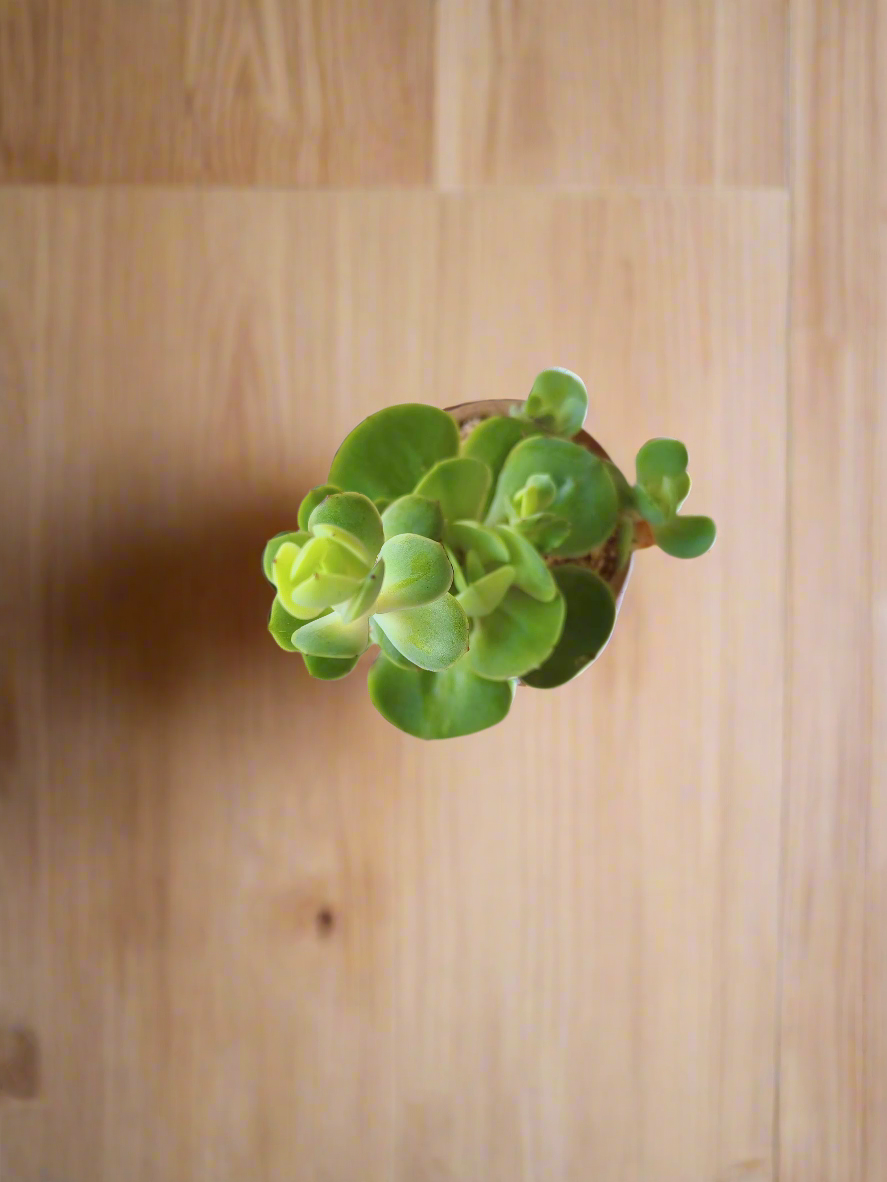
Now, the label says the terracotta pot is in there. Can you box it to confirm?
[446,398,634,614]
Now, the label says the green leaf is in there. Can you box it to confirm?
[338,558,384,623]
[268,597,308,652]
[524,368,588,437]
[263,531,308,584]
[413,456,492,524]
[512,473,557,517]
[512,513,571,552]
[488,436,619,557]
[368,653,516,739]
[374,594,469,672]
[381,494,444,542]
[289,569,364,611]
[464,549,485,584]
[448,521,510,565]
[373,534,454,614]
[633,470,693,524]
[521,566,617,689]
[604,461,637,509]
[328,404,460,502]
[469,587,566,681]
[444,545,468,593]
[636,438,689,484]
[653,515,717,559]
[279,535,368,612]
[493,525,557,601]
[298,485,340,531]
[671,471,692,511]
[369,617,420,671]
[292,612,370,659]
[302,653,360,681]
[632,482,669,526]
[308,492,384,566]
[461,415,532,511]
[271,540,326,619]
[456,565,515,617]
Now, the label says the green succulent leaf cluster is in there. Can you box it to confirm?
[265,369,716,739]
[631,439,716,558]
[264,491,468,678]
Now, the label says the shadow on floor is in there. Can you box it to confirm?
[6,483,351,729]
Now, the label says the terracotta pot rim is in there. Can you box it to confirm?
[444,398,633,613]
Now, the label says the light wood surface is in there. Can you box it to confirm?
[780,4,886,1182]
[0,4,881,1182]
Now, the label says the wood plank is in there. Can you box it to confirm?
[0,188,787,1181]
[0,1,432,184]
[435,0,786,188]
[0,192,45,1137]
[432,192,788,1182]
[715,0,788,187]
[780,1,885,1179]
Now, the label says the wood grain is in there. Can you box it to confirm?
[436,0,786,188]
[0,189,787,1181]
[2,2,882,1179]
[779,2,885,1180]
[0,0,433,184]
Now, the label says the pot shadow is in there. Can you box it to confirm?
[25,487,365,735]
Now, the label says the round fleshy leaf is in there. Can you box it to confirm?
[338,558,384,623]
[464,549,485,584]
[653,515,717,559]
[605,461,636,508]
[512,473,557,518]
[444,545,468,593]
[524,368,588,437]
[633,482,669,526]
[272,540,327,619]
[456,565,515,617]
[317,537,370,579]
[413,457,492,525]
[308,492,383,565]
[488,436,619,557]
[292,612,370,659]
[302,653,360,681]
[373,534,454,615]
[469,587,566,681]
[298,484,340,531]
[374,594,468,672]
[268,597,310,651]
[448,521,510,565]
[636,438,689,484]
[512,513,571,552]
[369,617,420,671]
[328,404,460,502]
[283,535,368,611]
[672,471,692,511]
[368,653,516,739]
[290,569,364,611]
[521,566,617,689]
[263,530,308,583]
[381,494,444,542]
[493,525,557,601]
[633,469,692,524]
[461,415,532,511]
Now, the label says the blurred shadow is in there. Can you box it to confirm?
[38,489,320,717]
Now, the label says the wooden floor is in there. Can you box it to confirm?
[0,3,883,1181]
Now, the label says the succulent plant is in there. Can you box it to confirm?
[264,369,716,739]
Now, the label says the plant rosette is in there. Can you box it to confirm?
[264,368,716,739]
